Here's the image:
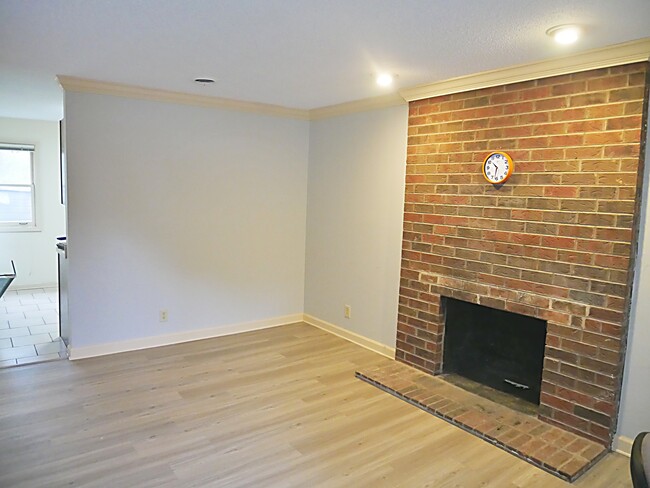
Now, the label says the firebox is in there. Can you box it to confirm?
[442,297,547,405]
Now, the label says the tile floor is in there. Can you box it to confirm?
[0,286,67,368]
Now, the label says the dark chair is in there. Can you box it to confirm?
[632,431,650,488]
[0,260,16,299]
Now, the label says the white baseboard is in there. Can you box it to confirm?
[69,312,396,362]
[68,313,303,360]
[8,282,58,291]
[614,435,633,457]
[303,313,395,359]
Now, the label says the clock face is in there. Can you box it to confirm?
[483,152,513,184]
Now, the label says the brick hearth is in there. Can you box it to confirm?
[356,362,607,482]
[397,62,649,445]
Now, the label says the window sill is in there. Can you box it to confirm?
[0,226,41,233]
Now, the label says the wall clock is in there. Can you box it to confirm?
[482,151,514,185]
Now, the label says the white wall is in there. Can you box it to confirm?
[0,117,65,288]
[616,101,650,446]
[304,105,408,347]
[64,92,308,348]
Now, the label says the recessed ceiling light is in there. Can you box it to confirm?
[194,78,216,85]
[546,25,581,45]
[376,73,395,87]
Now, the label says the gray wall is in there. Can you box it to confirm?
[65,92,309,349]
[304,105,408,347]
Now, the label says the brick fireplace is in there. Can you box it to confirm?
[396,62,649,445]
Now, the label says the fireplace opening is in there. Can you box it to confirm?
[442,297,547,406]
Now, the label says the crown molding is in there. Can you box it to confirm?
[57,75,405,121]
[400,37,650,102]
[308,93,406,120]
[57,76,310,120]
[57,38,650,121]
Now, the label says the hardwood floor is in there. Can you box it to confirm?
[0,322,632,487]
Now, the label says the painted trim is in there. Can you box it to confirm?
[57,75,407,121]
[58,38,650,121]
[400,38,650,102]
[57,76,310,120]
[308,93,406,120]
[614,435,634,457]
[8,282,58,291]
[68,313,303,360]
[303,313,395,359]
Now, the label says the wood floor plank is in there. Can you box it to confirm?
[0,322,632,487]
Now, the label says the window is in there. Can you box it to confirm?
[0,144,36,230]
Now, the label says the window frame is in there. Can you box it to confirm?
[0,143,38,232]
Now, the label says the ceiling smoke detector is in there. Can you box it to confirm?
[546,25,581,45]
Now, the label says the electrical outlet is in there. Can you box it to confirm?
[344,304,351,319]
[159,309,168,322]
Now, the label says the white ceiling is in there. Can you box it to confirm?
[1,0,649,121]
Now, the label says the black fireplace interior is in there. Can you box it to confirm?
[442,297,547,405]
